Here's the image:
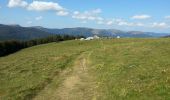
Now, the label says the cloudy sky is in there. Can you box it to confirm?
[0,0,170,33]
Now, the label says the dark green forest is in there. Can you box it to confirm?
[0,35,84,57]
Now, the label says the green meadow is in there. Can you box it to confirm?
[0,39,170,100]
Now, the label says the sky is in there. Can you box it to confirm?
[0,0,170,33]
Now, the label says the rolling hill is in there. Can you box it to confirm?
[0,24,169,41]
[36,27,168,38]
[0,24,52,41]
[0,39,169,100]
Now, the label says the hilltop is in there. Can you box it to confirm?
[0,39,169,100]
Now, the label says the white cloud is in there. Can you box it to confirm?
[104,18,145,27]
[72,15,86,20]
[72,9,103,21]
[87,16,96,20]
[105,19,125,26]
[81,21,87,23]
[73,11,79,15]
[151,22,169,28]
[106,21,113,25]
[97,21,104,24]
[27,21,32,24]
[35,16,43,21]
[165,16,170,19]
[8,1,167,29]
[117,21,134,26]
[131,15,151,19]
[135,23,144,26]
[56,11,69,16]
[92,8,102,14]
[8,0,28,8]
[113,18,123,22]
[96,17,104,21]
[117,21,129,26]
[27,1,64,11]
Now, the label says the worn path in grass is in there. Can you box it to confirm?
[33,51,97,100]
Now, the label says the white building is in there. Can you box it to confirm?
[94,35,100,39]
[80,35,100,41]
[85,37,94,40]
[80,38,85,41]
[117,36,120,38]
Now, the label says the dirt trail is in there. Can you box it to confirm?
[33,51,96,100]
[100,40,106,51]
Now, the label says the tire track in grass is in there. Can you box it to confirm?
[100,39,106,51]
[31,52,83,100]
[33,51,97,100]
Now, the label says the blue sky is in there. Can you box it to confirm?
[0,0,170,33]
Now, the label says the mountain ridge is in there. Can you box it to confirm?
[36,26,168,38]
[0,24,169,41]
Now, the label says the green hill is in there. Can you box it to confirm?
[0,39,170,100]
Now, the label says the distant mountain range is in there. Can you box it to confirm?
[0,24,51,41]
[35,27,168,38]
[163,35,170,38]
[0,24,169,41]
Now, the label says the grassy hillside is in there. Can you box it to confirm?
[90,39,170,100]
[0,39,170,100]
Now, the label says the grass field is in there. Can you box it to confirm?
[0,39,170,100]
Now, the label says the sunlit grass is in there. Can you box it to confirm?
[0,38,170,100]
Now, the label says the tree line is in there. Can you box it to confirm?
[0,35,84,57]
